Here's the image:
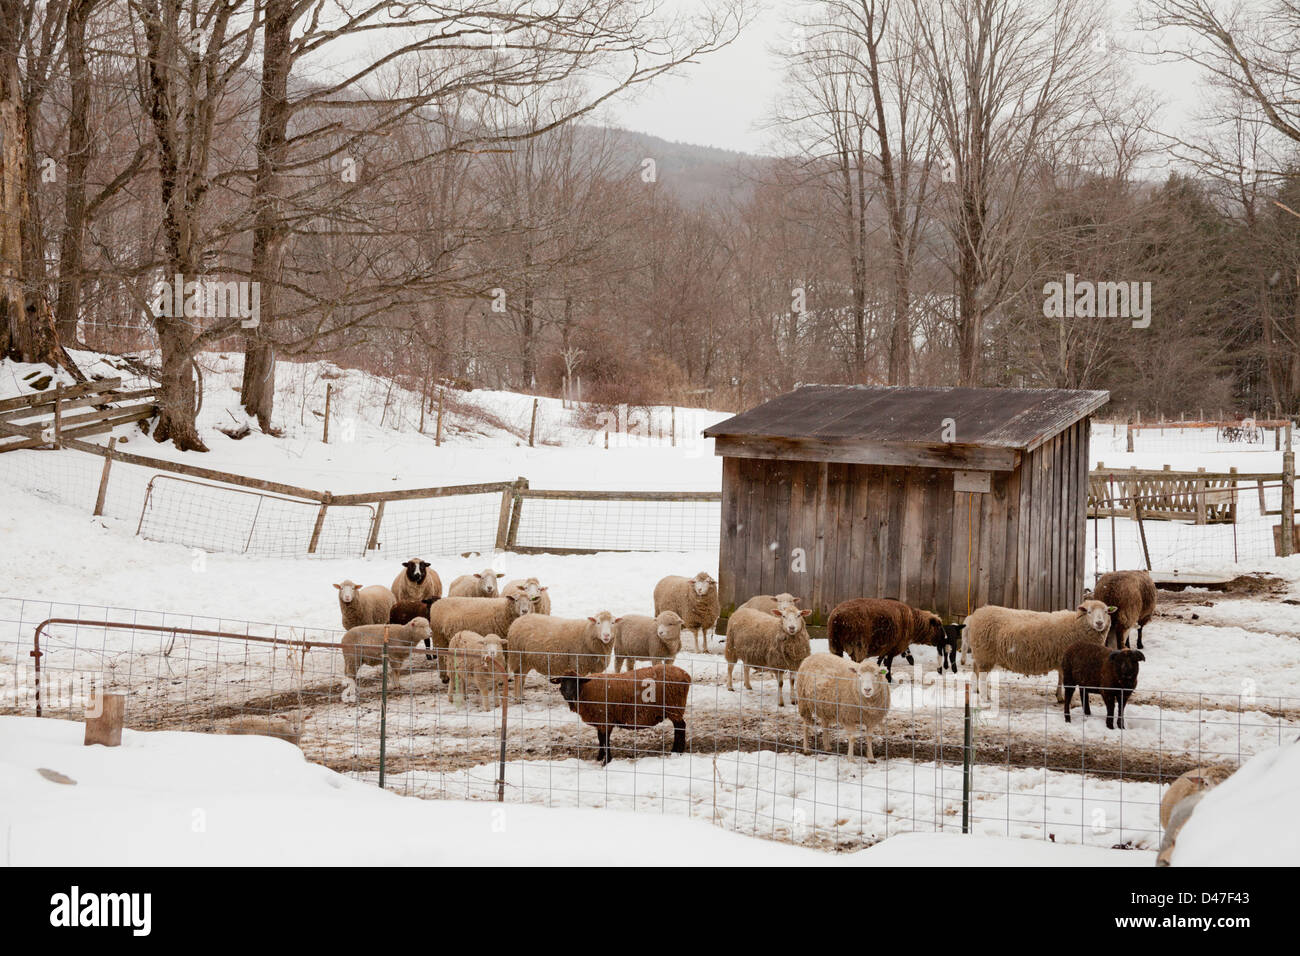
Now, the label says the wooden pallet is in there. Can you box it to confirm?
[1088,465,1240,524]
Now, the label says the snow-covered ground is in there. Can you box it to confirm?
[2,353,1299,862]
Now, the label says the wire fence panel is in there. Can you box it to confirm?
[377,494,503,557]
[512,494,722,553]
[6,596,1296,854]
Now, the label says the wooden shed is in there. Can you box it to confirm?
[703,385,1109,623]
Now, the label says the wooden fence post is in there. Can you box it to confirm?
[1126,421,1134,453]
[323,383,332,444]
[494,482,516,550]
[435,387,444,447]
[529,398,538,448]
[1194,466,1207,526]
[366,500,385,551]
[506,477,528,549]
[53,383,63,448]
[93,441,115,516]
[84,689,124,747]
[308,492,332,554]
[1282,423,1295,557]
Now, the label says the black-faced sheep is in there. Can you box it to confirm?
[427,591,533,681]
[334,580,396,631]
[448,569,505,598]
[794,653,891,759]
[392,558,442,604]
[339,618,433,703]
[506,610,616,701]
[446,630,509,709]
[1090,570,1157,650]
[825,598,946,682]
[653,572,719,652]
[723,602,812,706]
[550,663,691,765]
[1061,643,1144,729]
[613,610,684,671]
[505,577,551,615]
[964,600,1114,702]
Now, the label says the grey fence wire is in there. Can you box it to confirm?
[5,595,1295,853]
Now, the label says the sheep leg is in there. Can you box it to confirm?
[1063,682,1075,723]
[726,660,735,692]
[801,721,811,754]
[1054,671,1064,704]
[1136,625,1145,650]
[597,729,612,766]
[865,734,875,762]
[1081,688,1092,717]
[743,663,752,691]
[776,673,785,707]
[670,718,686,754]
[1104,692,1116,730]
[424,635,434,662]
[341,676,358,704]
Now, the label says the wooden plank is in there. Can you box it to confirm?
[713,435,1019,472]
[848,463,870,606]
[1003,466,1022,609]
[812,461,828,617]
[882,468,906,602]
[719,456,741,610]
[742,459,764,607]
[0,386,157,422]
[985,469,1010,608]
[900,470,926,606]
[931,469,954,618]
[513,488,721,502]
[1074,419,1090,603]
[0,406,155,452]
[784,461,807,603]
[93,443,115,516]
[494,484,515,550]
[329,480,519,506]
[868,465,890,600]
[0,376,122,414]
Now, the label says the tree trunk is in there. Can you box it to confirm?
[152,320,205,449]
[240,0,294,431]
[53,0,94,346]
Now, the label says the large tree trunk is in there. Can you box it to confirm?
[53,0,94,347]
[152,319,204,448]
[240,0,294,430]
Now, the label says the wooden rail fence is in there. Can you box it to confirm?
[0,378,159,453]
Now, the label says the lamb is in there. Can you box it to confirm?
[1090,570,1157,650]
[653,572,720,652]
[550,663,691,765]
[1061,643,1145,729]
[826,598,946,682]
[794,653,891,759]
[506,610,617,701]
[448,569,505,598]
[209,714,306,746]
[445,630,509,709]
[723,602,812,707]
[338,618,434,703]
[613,611,684,671]
[427,590,533,680]
[334,580,396,631]
[389,597,437,626]
[738,593,799,614]
[391,558,442,604]
[505,577,552,615]
[938,622,964,674]
[964,599,1115,702]
[1156,765,1235,866]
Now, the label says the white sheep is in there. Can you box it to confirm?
[505,577,551,615]
[448,569,505,598]
[723,602,812,707]
[738,593,798,614]
[339,618,433,703]
[506,610,616,701]
[964,599,1115,702]
[428,590,533,680]
[794,653,891,759]
[653,572,720,652]
[391,558,442,604]
[445,630,510,710]
[613,610,684,671]
[333,580,396,631]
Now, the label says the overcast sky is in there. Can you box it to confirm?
[605,0,1207,158]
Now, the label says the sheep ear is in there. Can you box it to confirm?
[1134,651,1146,662]
[473,573,482,579]
[800,609,812,618]
[614,616,623,623]
[495,572,505,578]
[539,586,548,592]
[587,616,597,623]
[769,609,782,617]
[333,583,341,590]
[1076,605,1088,615]
[1107,605,1118,613]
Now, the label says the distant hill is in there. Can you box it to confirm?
[591,126,776,206]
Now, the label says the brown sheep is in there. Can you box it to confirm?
[826,598,946,682]
[1061,643,1145,729]
[550,663,691,765]
[1091,570,1157,650]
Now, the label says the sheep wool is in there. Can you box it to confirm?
[1159,765,1235,829]
[428,592,533,680]
[794,653,891,759]
[339,618,433,703]
[550,663,691,765]
[448,569,505,599]
[826,597,946,682]
[507,611,617,701]
[1061,644,1145,729]
[613,611,684,671]
[334,580,397,631]
[505,577,551,615]
[965,600,1113,702]
[738,593,799,614]
[1091,570,1157,650]
[723,603,812,707]
[392,558,443,604]
[653,572,720,652]
[446,630,509,710]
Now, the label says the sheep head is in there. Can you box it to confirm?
[768,603,810,636]
[549,672,587,711]
[1075,600,1113,633]
[1108,648,1145,686]
[656,610,684,640]
[403,559,431,584]
[587,611,617,644]
[334,580,359,604]
[691,572,716,596]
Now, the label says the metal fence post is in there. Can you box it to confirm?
[962,681,973,834]
[379,637,389,790]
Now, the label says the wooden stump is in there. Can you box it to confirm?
[84,691,124,747]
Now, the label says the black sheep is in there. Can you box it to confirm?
[1062,643,1145,730]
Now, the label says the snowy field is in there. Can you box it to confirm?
[3,353,1300,862]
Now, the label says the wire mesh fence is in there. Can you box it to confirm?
[6,595,1295,853]
[1092,420,1295,457]
[511,491,722,554]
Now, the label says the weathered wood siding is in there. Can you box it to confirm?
[718,418,1092,620]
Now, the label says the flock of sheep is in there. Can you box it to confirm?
[329,559,1163,766]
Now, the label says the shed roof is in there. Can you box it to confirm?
[704,385,1108,454]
